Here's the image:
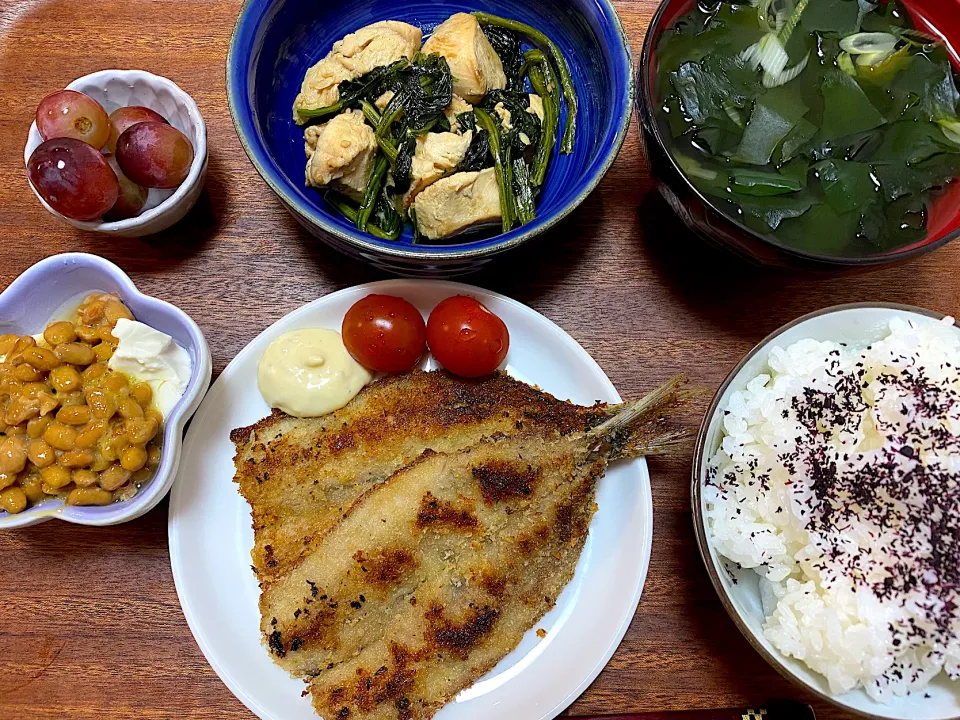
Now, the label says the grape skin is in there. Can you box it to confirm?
[103,157,149,221]
[28,138,119,221]
[36,90,110,149]
[116,122,194,189]
[106,106,168,154]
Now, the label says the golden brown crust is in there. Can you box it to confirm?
[231,370,610,585]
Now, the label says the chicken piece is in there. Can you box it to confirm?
[494,101,513,132]
[399,130,473,209]
[422,13,506,104]
[413,168,502,240]
[375,90,395,111]
[294,21,422,123]
[304,109,377,201]
[443,95,473,133]
[528,93,545,122]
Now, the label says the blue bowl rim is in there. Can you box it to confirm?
[226,0,635,262]
[635,0,960,267]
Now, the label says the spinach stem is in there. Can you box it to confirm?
[527,61,559,187]
[325,191,401,241]
[357,153,390,232]
[473,12,578,153]
[512,156,537,225]
[475,108,516,232]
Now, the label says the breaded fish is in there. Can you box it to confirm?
[254,377,686,719]
[231,371,612,585]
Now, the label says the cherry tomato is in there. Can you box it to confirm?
[426,296,509,378]
[36,90,111,149]
[342,294,427,373]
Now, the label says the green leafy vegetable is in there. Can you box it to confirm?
[735,86,809,165]
[475,107,516,232]
[729,169,804,195]
[655,0,960,257]
[801,0,860,35]
[820,70,887,140]
[817,159,877,214]
[527,57,559,186]
[483,25,525,92]
[473,11,578,153]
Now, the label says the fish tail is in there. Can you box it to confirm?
[588,374,692,459]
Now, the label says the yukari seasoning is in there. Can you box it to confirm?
[705,316,960,700]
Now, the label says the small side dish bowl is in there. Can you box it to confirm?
[637,0,960,268]
[24,70,209,238]
[691,303,960,719]
[0,253,212,528]
[227,0,633,276]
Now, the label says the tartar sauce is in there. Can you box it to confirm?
[258,329,372,417]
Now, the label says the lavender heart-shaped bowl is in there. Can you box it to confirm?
[0,253,212,528]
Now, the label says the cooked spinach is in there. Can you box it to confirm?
[298,14,576,241]
[474,11,578,153]
[483,25,525,92]
[656,0,960,257]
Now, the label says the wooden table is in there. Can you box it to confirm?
[1,1,958,719]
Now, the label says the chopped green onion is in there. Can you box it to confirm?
[763,52,810,88]
[840,32,899,55]
[838,52,856,76]
[777,0,808,45]
[939,118,960,145]
[856,49,893,67]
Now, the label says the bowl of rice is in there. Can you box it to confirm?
[692,303,960,719]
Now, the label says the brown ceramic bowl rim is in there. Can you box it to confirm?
[690,302,958,719]
[636,0,960,267]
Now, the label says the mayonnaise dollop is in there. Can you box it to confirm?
[258,329,372,417]
[108,319,193,420]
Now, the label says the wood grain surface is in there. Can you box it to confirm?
[0,1,957,719]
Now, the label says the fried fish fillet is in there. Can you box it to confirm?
[231,371,611,585]
[253,378,685,719]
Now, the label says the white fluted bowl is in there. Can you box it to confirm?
[24,70,208,237]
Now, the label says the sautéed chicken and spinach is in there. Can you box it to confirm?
[292,12,577,242]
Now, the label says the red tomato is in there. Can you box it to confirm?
[342,294,426,373]
[426,296,509,378]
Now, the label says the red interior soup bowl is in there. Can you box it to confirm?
[636,0,960,268]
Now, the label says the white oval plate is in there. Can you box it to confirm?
[168,279,653,720]
[693,303,960,720]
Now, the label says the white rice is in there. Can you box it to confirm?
[705,316,960,701]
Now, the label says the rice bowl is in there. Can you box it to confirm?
[693,304,960,720]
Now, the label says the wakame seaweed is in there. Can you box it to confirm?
[655,0,960,257]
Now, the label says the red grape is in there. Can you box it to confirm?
[116,122,194,189]
[36,90,110,149]
[103,157,148,221]
[28,138,119,221]
[106,106,168,154]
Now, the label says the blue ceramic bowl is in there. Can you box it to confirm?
[227,0,633,276]
[0,253,212,529]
